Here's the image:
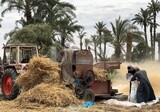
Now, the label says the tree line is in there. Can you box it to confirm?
[0,0,160,62]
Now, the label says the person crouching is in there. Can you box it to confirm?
[126,65,156,103]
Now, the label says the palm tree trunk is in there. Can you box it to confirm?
[26,12,32,24]
[144,24,148,45]
[99,32,102,55]
[103,41,107,61]
[94,43,97,62]
[150,24,154,60]
[61,37,65,48]
[85,44,87,50]
[80,39,82,50]
[115,44,121,61]
[61,31,66,48]
[153,13,156,60]
[25,4,33,24]
[158,41,160,61]
[126,33,132,62]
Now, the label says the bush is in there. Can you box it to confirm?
[106,69,118,79]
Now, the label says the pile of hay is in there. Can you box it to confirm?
[16,56,60,91]
[15,56,80,107]
[16,83,79,107]
[93,67,109,81]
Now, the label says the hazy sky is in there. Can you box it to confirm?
[64,0,151,33]
[0,0,158,57]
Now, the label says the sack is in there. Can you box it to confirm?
[129,80,139,103]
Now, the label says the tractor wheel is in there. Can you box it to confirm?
[83,89,95,102]
[1,69,20,100]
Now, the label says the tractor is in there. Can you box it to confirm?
[0,43,121,101]
[0,44,38,100]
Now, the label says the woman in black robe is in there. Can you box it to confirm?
[131,70,156,103]
[127,65,156,103]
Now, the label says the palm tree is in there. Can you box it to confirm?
[126,30,144,62]
[94,21,106,55]
[78,29,86,50]
[54,18,83,49]
[1,0,80,51]
[149,22,154,59]
[148,21,159,60]
[1,0,76,25]
[1,0,38,24]
[101,28,112,61]
[42,0,76,26]
[91,35,98,62]
[110,16,130,61]
[147,0,160,60]
[132,8,152,45]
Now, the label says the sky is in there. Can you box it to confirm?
[0,0,159,58]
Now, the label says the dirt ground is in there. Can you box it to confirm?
[0,61,160,112]
[0,94,160,112]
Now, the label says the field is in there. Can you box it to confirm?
[0,61,160,112]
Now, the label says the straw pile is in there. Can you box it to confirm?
[16,83,79,107]
[93,67,109,81]
[15,56,80,107]
[16,56,60,91]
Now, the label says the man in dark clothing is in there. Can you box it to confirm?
[127,65,156,103]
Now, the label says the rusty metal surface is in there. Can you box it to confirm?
[94,61,121,70]
[73,50,93,76]
[90,80,111,95]
[73,50,112,97]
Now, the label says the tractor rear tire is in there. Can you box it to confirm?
[83,89,95,102]
[1,69,20,100]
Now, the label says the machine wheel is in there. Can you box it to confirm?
[83,89,95,101]
[111,89,118,96]
[75,84,85,95]
[83,70,95,85]
[1,69,20,100]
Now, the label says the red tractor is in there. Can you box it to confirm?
[0,44,121,101]
[0,44,38,100]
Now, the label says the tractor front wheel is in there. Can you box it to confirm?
[1,69,19,100]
